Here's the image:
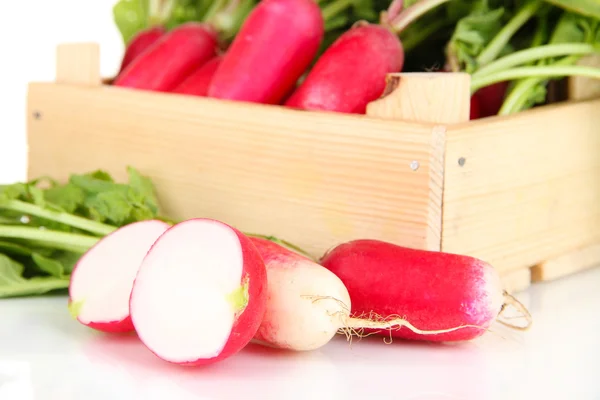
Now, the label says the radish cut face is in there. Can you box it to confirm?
[68,220,171,333]
[129,218,267,366]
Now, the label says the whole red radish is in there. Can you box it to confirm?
[119,26,166,73]
[129,218,268,366]
[114,22,218,92]
[172,55,223,96]
[68,220,170,333]
[285,22,404,114]
[207,0,324,104]
[320,240,506,342]
[248,237,352,351]
[285,0,471,114]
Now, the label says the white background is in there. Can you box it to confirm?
[1,0,123,184]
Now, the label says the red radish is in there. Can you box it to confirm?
[470,95,481,120]
[114,22,219,92]
[285,23,403,114]
[473,82,509,118]
[248,237,352,351]
[67,220,170,333]
[172,55,223,96]
[129,218,268,366]
[320,240,507,342]
[119,26,166,72]
[207,0,324,104]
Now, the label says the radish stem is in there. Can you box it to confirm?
[498,55,581,115]
[470,65,600,93]
[0,200,117,236]
[387,0,451,34]
[473,43,600,78]
[476,0,542,66]
[321,0,354,21]
[0,226,99,253]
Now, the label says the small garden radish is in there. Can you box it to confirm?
[472,82,509,118]
[172,55,223,96]
[129,218,268,366]
[68,220,170,333]
[285,23,404,114]
[114,22,218,92]
[248,237,352,351]
[207,0,324,104]
[246,237,499,351]
[320,239,520,342]
[119,26,166,72]
[284,0,466,114]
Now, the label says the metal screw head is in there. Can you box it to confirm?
[32,111,42,120]
[410,160,420,171]
[458,157,466,167]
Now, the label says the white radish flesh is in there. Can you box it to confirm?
[68,220,171,333]
[129,218,268,366]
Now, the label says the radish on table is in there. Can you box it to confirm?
[129,218,268,366]
[320,239,532,342]
[246,236,508,351]
[248,236,352,351]
[68,220,171,333]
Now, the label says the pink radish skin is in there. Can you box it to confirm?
[114,22,219,92]
[68,220,171,333]
[248,237,352,351]
[119,26,166,73]
[320,240,506,342]
[285,23,404,114]
[172,55,223,96]
[129,219,268,366]
[207,0,324,104]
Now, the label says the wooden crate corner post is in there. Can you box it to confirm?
[366,71,472,251]
[55,42,102,86]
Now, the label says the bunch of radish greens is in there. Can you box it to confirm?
[2,166,531,366]
[110,0,600,118]
[0,167,172,298]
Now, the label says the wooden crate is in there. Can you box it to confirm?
[26,43,600,293]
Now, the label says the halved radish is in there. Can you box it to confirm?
[68,220,170,333]
[129,218,268,366]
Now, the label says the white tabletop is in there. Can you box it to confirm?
[1,266,599,400]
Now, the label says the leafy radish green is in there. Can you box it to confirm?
[0,167,170,298]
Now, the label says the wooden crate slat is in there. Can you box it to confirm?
[27,82,444,257]
[442,98,600,274]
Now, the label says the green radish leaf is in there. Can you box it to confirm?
[0,241,34,256]
[127,166,159,215]
[31,253,65,278]
[113,0,150,44]
[52,251,82,275]
[85,191,134,226]
[28,187,46,207]
[544,0,600,19]
[447,4,507,73]
[0,254,69,298]
[43,184,86,214]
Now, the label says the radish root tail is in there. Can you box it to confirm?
[497,290,533,331]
